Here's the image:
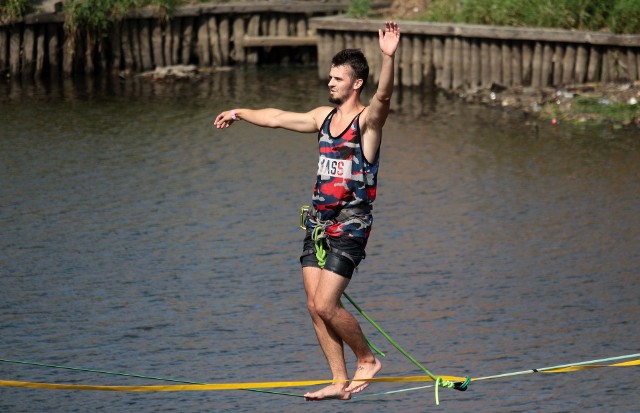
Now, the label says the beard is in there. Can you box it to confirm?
[328,96,343,104]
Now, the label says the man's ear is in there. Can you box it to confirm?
[353,78,364,91]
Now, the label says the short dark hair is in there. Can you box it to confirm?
[331,49,369,92]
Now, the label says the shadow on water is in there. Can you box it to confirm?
[1,67,639,413]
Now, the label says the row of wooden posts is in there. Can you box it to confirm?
[2,2,640,90]
[313,19,640,90]
[0,2,343,78]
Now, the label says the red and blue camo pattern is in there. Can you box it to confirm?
[309,108,379,238]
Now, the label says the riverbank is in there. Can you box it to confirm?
[381,0,640,128]
[134,63,639,128]
[456,81,640,128]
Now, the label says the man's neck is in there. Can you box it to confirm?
[336,96,364,117]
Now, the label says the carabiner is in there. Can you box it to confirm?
[299,205,310,230]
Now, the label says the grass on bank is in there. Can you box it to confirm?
[0,0,32,21]
[421,0,640,35]
[63,0,180,33]
[3,0,640,34]
[543,96,640,127]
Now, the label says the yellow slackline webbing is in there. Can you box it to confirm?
[1,359,638,392]
[0,375,468,392]
[470,358,640,383]
[538,359,640,374]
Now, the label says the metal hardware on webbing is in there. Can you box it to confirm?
[299,205,309,230]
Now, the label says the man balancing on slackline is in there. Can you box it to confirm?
[214,21,400,401]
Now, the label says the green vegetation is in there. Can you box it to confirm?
[3,0,639,34]
[421,0,640,34]
[543,96,640,126]
[0,0,181,31]
[0,0,32,21]
[570,97,639,125]
[64,0,180,33]
[346,0,371,18]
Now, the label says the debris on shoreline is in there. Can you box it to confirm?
[456,81,640,128]
[139,65,200,81]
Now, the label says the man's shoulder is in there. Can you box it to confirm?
[312,106,335,116]
[310,106,335,127]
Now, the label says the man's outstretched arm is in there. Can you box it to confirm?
[214,107,330,133]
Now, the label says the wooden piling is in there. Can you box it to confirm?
[501,41,511,86]
[208,16,221,67]
[452,37,463,89]
[628,48,638,82]
[151,20,163,68]
[245,15,260,64]
[541,43,553,87]
[587,47,600,82]
[9,25,21,76]
[422,37,434,88]
[562,44,576,85]
[489,41,500,85]
[219,16,230,66]
[139,19,153,70]
[411,36,423,87]
[432,36,443,88]
[461,38,471,89]
[469,38,479,88]
[552,43,564,86]
[400,35,411,87]
[512,41,522,86]
[574,45,588,83]
[0,29,7,74]
[22,25,35,77]
[62,31,74,75]
[84,32,95,75]
[35,25,45,76]
[480,40,490,87]
[232,17,245,63]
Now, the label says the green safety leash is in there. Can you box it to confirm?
[342,292,469,405]
[300,205,468,404]
[311,225,327,269]
[309,219,386,358]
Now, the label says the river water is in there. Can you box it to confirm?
[1,67,639,413]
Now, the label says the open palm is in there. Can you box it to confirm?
[379,21,400,56]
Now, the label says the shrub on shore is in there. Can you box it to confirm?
[420,0,640,34]
[64,0,180,33]
[3,0,639,34]
[0,0,32,21]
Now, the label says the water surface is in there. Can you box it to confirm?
[1,67,639,412]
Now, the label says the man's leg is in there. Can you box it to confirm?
[302,266,350,401]
[302,266,381,400]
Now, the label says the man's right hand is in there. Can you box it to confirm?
[214,110,238,129]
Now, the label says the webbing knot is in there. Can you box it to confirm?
[312,226,327,269]
[434,376,470,405]
[434,377,453,405]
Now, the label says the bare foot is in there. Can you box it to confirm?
[345,358,382,393]
[304,383,351,401]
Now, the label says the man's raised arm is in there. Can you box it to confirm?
[366,21,400,131]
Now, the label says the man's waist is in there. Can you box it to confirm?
[310,203,372,222]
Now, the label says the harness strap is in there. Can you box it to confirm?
[301,206,368,270]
